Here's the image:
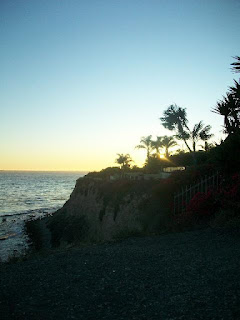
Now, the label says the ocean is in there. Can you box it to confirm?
[0,171,86,261]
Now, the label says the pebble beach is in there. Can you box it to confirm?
[1,227,240,319]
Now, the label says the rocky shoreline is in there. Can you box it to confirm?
[0,211,54,262]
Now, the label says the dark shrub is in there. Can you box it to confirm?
[25,219,43,251]
[47,211,89,247]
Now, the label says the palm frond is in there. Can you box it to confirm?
[160,104,188,131]
[199,125,213,141]
[192,121,204,139]
[229,80,240,100]
[231,56,240,73]
[135,144,146,149]
[175,131,190,141]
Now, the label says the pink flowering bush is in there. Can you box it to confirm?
[175,173,240,228]
[186,191,217,217]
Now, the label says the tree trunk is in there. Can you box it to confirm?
[165,148,169,159]
[193,141,196,152]
[183,139,192,153]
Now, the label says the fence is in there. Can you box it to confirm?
[173,172,221,215]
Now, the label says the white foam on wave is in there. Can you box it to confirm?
[0,210,54,262]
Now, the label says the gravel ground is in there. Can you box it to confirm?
[1,227,240,320]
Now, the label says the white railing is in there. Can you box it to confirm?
[173,172,221,214]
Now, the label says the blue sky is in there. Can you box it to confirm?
[1,0,240,170]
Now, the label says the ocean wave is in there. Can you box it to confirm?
[0,206,62,218]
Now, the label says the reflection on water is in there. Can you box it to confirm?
[0,171,86,262]
[0,171,85,216]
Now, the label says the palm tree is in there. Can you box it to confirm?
[200,141,215,151]
[230,80,240,100]
[231,56,240,73]
[212,58,240,135]
[212,97,232,134]
[150,136,163,158]
[190,121,213,152]
[160,136,177,158]
[115,153,132,169]
[160,104,192,152]
[160,105,213,158]
[135,135,153,161]
[212,91,240,135]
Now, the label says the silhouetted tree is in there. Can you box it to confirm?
[231,56,240,73]
[160,135,177,158]
[200,141,215,151]
[115,153,132,169]
[135,135,153,161]
[151,135,177,159]
[230,80,240,99]
[150,136,163,158]
[190,121,213,152]
[213,95,232,134]
[160,104,192,152]
[160,105,213,154]
[212,87,240,135]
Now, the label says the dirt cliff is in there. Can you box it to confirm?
[47,177,166,246]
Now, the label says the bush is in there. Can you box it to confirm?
[175,172,240,229]
[186,191,218,218]
[209,134,240,173]
[25,219,43,251]
[47,211,89,247]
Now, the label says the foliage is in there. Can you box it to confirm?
[191,121,213,152]
[230,79,240,99]
[160,104,192,152]
[135,135,153,161]
[213,56,240,135]
[231,56,240,73]
[160,104,213,154]
[209,133,240,173]
[212,65,240,135]
[86,167,121,179]
[149,164,218,225]
[25,219,43,251]
[144,155,169,173]
[47,211,89,247]
[151,135,177,159]
[131,165,143,172]
[170,150,210,167]
[212,90,240,135]
[175,172,240,228]
[115,153,132,169]
[150,136,162,157]
[186,191,217,217]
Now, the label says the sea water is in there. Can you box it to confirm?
[0,171,85,261]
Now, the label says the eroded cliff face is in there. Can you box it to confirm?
[48,178,153,245]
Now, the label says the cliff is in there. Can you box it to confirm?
[47,177,168,246]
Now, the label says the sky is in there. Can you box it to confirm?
[1,0,240,171]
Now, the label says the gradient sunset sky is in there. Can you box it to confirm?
[1,0,240,171]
